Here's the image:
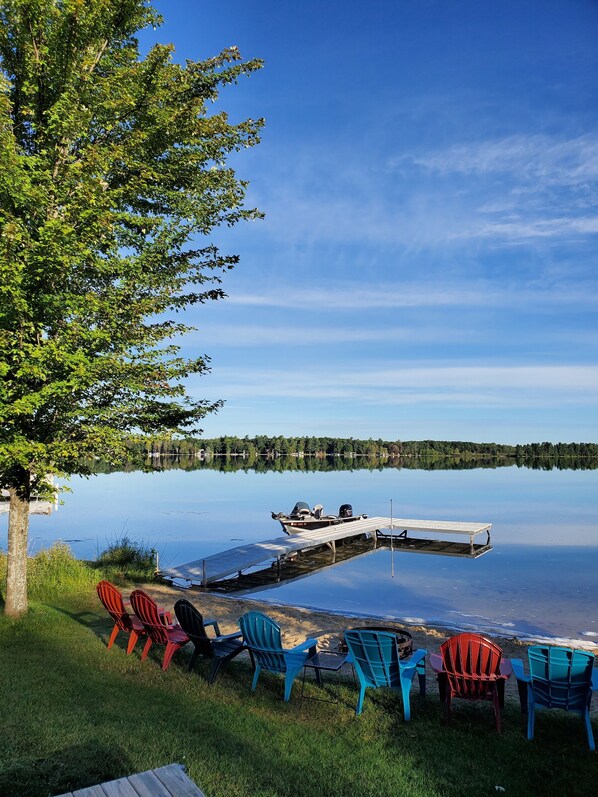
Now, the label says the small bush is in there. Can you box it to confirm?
[30,542,99,599]
[95,535,157,582]
[0,543,98,603]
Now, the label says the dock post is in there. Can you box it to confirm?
[331,539,336,563]
[202,559,207,587]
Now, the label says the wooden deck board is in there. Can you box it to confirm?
[72,786,106,797]
[54,764,205,797]
[162,516,492,585]
[153,764,206,797]
[127,771,172,797]
[99,777,139,797]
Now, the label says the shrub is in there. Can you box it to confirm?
[95,535,157,582]
[0,542,97,603]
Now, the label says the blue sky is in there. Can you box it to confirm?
[141,1,598,444]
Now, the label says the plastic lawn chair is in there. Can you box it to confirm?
[174,598,245,683]
[512,645,598,751]
[96,580,146,654]
[130,589,189,671]
[239,610,317,701]
[344,628,426,720]
[431,632,511,732]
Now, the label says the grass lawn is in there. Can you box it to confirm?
[0,585,596,797]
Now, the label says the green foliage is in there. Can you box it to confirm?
[94,534,156,582]
[0,0,263,498]
[0,541,97,601]
[109,435,598,473]
[0,0,262,613]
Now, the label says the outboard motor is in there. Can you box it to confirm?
[338,504,353,518]
[313,504,324,519]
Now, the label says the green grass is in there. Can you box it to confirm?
[0,556,596,796]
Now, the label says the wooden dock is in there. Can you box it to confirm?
[54,763,205,797]
[162,516,492,587]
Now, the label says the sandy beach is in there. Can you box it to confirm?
[144,583,598,712]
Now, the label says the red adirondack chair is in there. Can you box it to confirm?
[96,580,146,654]
[431,632,512,732]
[130,589,190,671]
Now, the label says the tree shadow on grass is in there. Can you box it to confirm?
[50,603,140,656]
[0,741,132,797]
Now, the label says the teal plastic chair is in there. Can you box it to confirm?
[344,629,427,720]
[239,610,318,701]
[512,645,598,750]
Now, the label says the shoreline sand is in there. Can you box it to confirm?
[144,583,598,712]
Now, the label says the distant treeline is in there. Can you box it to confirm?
[98,436,598,474]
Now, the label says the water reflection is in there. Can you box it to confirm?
[0,463,596,646]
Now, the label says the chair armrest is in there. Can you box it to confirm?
[215,631,243,642]
[429,652,443,673]
[591,668,598,691]
[401,648,427,669]
[499,659,513,678]
[204,619,221,636]
[287,637,318,655]
[511,658,529,682]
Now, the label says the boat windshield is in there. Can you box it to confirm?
[290,501,311,515]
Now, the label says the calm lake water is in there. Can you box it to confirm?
[1,465,597,648]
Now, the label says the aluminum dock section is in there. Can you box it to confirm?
[162,516,492,586]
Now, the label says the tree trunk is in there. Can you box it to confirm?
[5,488,30,618]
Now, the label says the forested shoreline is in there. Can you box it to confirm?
[97,436,598,473]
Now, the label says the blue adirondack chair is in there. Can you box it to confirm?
[512,645,598,750]
[344,629,427,720]
[239,610,318,701]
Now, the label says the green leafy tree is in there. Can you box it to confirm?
[0,0,263,616]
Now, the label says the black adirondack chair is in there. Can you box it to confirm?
[174,598,245,684]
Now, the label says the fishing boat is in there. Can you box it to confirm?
[271,501,367,535]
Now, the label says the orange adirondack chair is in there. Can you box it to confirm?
[431,632,511,732]
[130,589,189,671]
[96,580,146,654]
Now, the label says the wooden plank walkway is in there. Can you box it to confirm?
[54,763,205,797]
[162,516,492,586]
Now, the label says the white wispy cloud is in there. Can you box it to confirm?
[398,134,598,185]
[188,324,468,347]
[195,364,598,407]
[225,280,598,310]
[250,132,598,249]
[450,216,598,242]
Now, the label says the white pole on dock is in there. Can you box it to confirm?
[390,498,395,578]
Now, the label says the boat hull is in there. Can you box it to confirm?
[275,514,366,535]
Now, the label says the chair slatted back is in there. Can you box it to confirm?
[441,633,502,700]
[174,599,212,657]
[96,580,132,632]
[527,645,594,712]
[239,611,286,673]
[344,630,401,688]
[130,589,170,645]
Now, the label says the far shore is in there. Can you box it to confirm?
[144,582,598,714]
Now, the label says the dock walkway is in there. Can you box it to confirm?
[162,517,492,587]
[54,763,205,797]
